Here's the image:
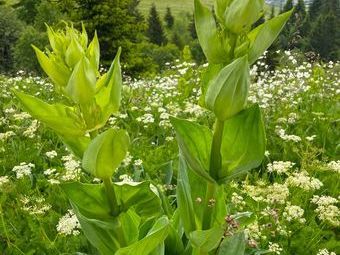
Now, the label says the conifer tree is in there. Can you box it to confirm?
[280,0,307,49]
[282,0,293,12]
[13,0,41,24]
[74,0,146,66]
[252,15,265,29]
[164,7,174,29]
[172,32,183,49]
[309,0,340,60]
[308,0,323,23]
[188,14,197,39]
[147,4,167,45]
[270,6,276,19]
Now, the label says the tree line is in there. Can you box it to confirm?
[0,0,339,77]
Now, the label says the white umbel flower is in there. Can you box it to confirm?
[56,210,81,236]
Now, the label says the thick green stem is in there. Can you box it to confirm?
[103,178,120,216]
[202,120,224,230]
[229,33,238,61]
[89,130,98,139]
[209,119,224,180]
[202,182,216,230]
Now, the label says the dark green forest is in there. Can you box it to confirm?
[0,0,339,76]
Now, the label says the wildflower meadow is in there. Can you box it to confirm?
[0,0,339,254]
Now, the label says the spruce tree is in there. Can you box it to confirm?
[308,0,323,23]
[188,14,197,39]
[309,0,340,60]
[252,15,265,29]
[270,6,275,19]
[0,6,23,72]
[282,0,293,12]
[164,7,174,29]
[280,0,307,49]
[172,32,183,49]
[147,4,167,45]
[12,0,41,24]
[74,0,146,66]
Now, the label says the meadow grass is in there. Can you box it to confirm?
[0,51,339,254]
[139,0,214,16]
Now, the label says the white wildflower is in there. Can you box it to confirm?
[56,210,81,236]
[0,131,15,141]
[45,150,58,159]
[231,192,246,210]
[326,161,340,173]
[134,159,143,166]
[21,195,51,215]
[286,171,323,191]
[122,152,133,167]
[265,183,289,204]
[317,249,337,255]
[283,203,305,223]
[267,161,295,175]
[23,120,39,138]
[268,242,283,254]
[311,195,339,226]
[0,176,10,187]
[44,168,56,176]
[118,174,135,184]
[12,162,35,179]
[306,135,317,141]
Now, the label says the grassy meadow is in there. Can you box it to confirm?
[1,50,339,254]
[139,0,213,15]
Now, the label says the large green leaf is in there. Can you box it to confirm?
[32,45,71,89]
[176,155,197,236]
[224,0,264,34]
[194,0,227,64]
[115,216,170,255]
[176,156,226,235]
[214,0,232,24]
[248,10,293,64]
[62,181,163,220]
[220,104,266,180]
[72,205,140,255]
[199,63,223,108]
[66,56,97,104]
[205,56,250,121]
[13,90,85,136]
[189,226,224,253]
[95,48,122,124]
[82,128,129,179]
[171,117,214,183]
[86,31,100,71]
[217,232,246,255]
[113,181,163,218]
[164,210,185,254]
[60,135,91,159]
[65,37,85,68]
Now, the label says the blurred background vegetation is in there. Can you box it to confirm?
[0,0,339,77]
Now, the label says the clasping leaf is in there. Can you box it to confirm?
[13,90,85,136]
[66,56,97,104]
[194,0,228,64]
[205,56,250,121]
[224,0,264,34]
[248,10,293,64]
[82,128,130,179]
[220,104,266,180]
[170,117,215,183]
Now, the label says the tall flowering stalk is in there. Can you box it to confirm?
[13,0,292,253]
[170,0,292,253]
[14,24,169,254]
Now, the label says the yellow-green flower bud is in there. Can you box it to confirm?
[224,0,264,34]
[205,56,250,121]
